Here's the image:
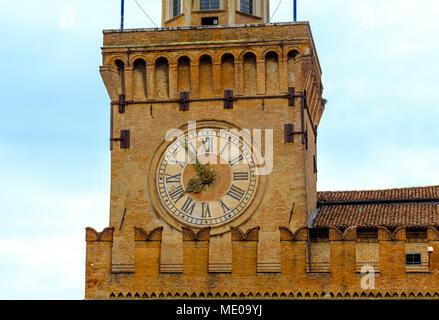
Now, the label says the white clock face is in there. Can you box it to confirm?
[156,128,258,228]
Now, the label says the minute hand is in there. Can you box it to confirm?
[184,143,204,171]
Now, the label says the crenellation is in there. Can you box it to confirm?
[85,224,439,298]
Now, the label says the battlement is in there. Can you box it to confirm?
[85,225,439,299]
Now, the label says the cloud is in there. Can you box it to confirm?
[0,173,108,299]
[0,236,84,299]
[318,145,439,191]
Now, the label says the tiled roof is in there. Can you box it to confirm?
[314,186,439,228]
[313,203,439,228]
[317,186,439,203]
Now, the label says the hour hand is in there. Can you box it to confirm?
[184,143,198,164]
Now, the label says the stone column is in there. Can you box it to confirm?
[236,58,243,96]
[190,62,200,98]
[124,65,134,101]
[212,61,222,97]
[169,62,178,99]
[279,57,289,94]
[256,58,265,95]
[146,62,155,100]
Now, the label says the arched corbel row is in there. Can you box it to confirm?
[343,226,357,240]
[392,227,407,241]
[328,226,344,240]
[377,226,393,240]
[427,225,439,240]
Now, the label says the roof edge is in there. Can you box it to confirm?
[318,198,439,207]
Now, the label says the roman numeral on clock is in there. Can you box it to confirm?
[169,185,185,202]
[201,137,213,153]
[220,137,231,156]
[233,172,249,181]
[181,197,196,215]
[220,200,230,214]
[201,202,211,218]
[182,140,197,156]
[170,154,185,168]
[166,173,181,183]
[229,154,244,166]
[227,184,245,201]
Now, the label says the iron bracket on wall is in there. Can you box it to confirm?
[118,94,126,113]
[110,129,130,149]
[224,90,235,109]
[284,123,308,147]
[179,91,190,111]
[288,87,296,106]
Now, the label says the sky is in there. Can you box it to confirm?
[0,0,437,299]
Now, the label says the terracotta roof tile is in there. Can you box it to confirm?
[313,204,439,228]
[317,186,439,203]
[314,186,439,228]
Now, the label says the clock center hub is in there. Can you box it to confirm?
[182,154,232,202]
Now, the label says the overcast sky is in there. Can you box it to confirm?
[0,0,438,299]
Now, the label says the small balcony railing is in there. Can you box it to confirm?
[306,262,330,273]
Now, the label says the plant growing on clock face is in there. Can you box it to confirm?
[185,155,216,194]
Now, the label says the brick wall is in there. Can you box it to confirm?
[86,226,439,299]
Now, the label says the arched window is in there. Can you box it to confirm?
[240,0,253,15]
[199,55,213,97]
[177,56,191,93]
[200,0,220,10]
[243,52,257,95]
[115,60,125,96]
[265,51,279,94]
[287,50,299,87]
[221,54,235,91]
[133,59,147,101]
[173,0,181,17]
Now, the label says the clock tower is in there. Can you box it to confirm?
[86,0,324,299]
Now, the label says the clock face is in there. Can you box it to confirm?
[156,128,258,228]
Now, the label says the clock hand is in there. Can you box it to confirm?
[183,143,216,194]
[184,143,209,176]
